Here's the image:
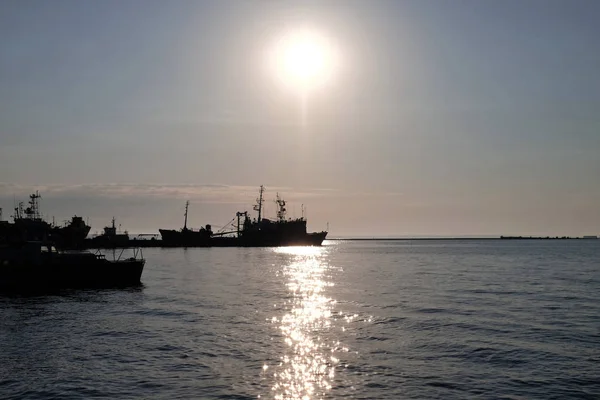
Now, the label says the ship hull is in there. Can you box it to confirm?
[1,218,91,249]
[88,233,131,248]
[52,225,92,248]
[159,229,211,247]
[80,230,328,248]
[212,231,328,247]
[152,186,328,248]
[0,245,145,290]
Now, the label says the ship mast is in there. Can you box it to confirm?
[275,193,287,222]
[14,202,24,220]
[253,185,264,223]
[184,201,189,230]
[236,211,247,236]
[25,191,42,221]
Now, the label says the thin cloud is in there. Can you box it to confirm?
[0,183,401,205]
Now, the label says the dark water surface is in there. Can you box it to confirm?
[1,240,599,399]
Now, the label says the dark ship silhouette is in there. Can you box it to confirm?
[1,187,327,249]
[0,192,90,248]
[0,195,144,290]
[159,201,213,246]
[0,241,145,290]
[88,217,131,248]
[160,186,327,247]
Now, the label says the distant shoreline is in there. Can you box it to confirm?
[328,236,598,241]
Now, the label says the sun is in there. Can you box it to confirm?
[281,34,326,82]
[269,29,338,93]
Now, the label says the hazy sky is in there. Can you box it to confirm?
[1,0,599,236]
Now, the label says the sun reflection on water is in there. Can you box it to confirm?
[266,246,339,400]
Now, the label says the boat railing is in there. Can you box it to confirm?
[93,248,144,262]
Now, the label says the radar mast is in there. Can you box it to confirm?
[184,201,190,230]
[253,185,264,223]
[275,193,287,222]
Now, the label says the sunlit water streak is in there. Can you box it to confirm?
[265,247,342,400]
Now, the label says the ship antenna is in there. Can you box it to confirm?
[184,201,189,230]
[253,185,264,223]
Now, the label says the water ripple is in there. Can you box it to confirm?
[1,241,599,399]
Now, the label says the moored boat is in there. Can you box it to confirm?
[52,215,91,248]
[0,241,145,290]
[159,186,328,247]
[1,191,90,249]
[158,201,213,246]
[88,217,131,248]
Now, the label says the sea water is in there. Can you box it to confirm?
[1,240,599,399]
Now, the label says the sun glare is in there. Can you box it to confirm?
[270,29,338,94]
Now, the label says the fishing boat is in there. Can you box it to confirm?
[0,241,145,290]
[1,192,90,248]
[159,201,213,246]
[52,215,91,248]
[88,217,131,248]
[159,186,328,247]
